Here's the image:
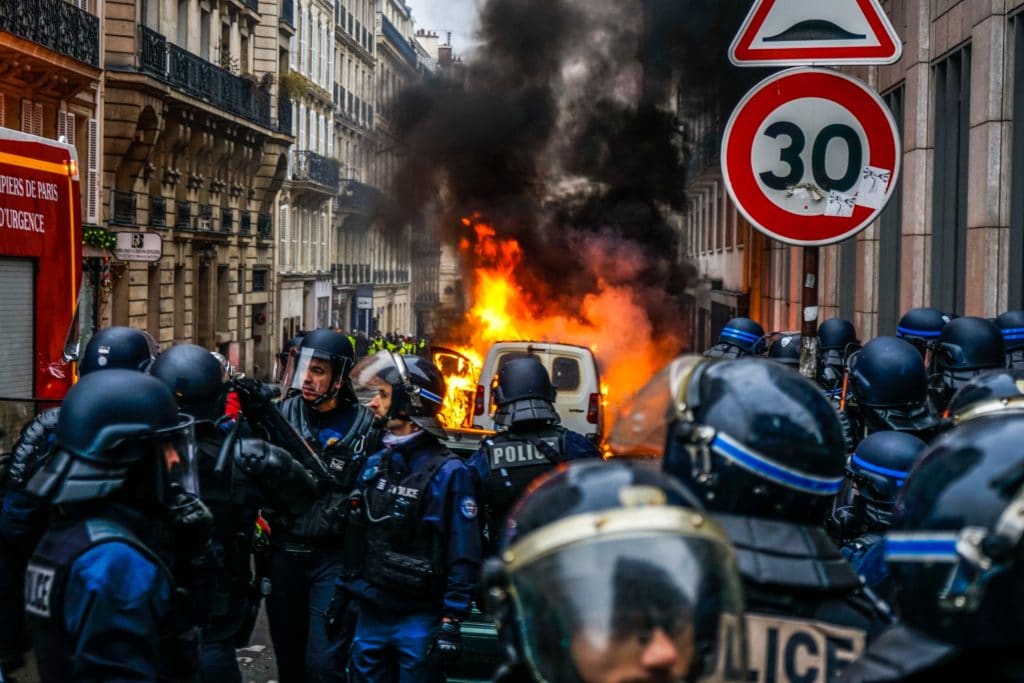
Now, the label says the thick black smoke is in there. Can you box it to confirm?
[387,0,753,341]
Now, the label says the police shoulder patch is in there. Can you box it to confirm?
[24,562,54,618]
[459,496,479,520]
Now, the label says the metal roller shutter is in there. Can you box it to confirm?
[0,259,35,398]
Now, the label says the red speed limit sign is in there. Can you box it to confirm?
[721,67,900,246]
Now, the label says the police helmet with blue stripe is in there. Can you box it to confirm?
[828,430,926,543]
[846,336,937,438]
[996,310,1024,369]
[896,307,951,356]
[885,413,1024,649]
[353,350,448,438]
[931,316,1005,413]
[704,317,767,358]
[609,355,847,525]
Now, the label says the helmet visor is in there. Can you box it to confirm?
[149,414,199,496]
[608,355,707,459]
[509,528,745,683]
[288,347,348,402]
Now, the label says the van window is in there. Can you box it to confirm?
[551,357,580,391]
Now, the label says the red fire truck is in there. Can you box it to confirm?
[0,128,83,450]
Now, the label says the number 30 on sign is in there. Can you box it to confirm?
[721,68,901,247]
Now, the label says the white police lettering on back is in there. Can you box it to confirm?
[745,614,865,683]
[24,563,55,618]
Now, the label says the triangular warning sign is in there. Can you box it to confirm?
[730,0,902,66]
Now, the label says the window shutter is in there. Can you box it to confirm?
[300,7,308,74]
[280,204,289,267]
[65,113,76,145]
[21,100,32,134]
[86,118,99,223]
[33,103,43,136]
[298,103,306,149]
[309,108,317,152]
[57,111,65,141]
[289,35,296,69]
[311,17,318,82]
[74,0,89,11]
[327,124,333,158]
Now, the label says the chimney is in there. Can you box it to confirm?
[438,45,452,68]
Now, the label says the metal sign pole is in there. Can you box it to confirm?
[799,246,820,380]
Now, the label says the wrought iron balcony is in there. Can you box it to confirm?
[257,213,272,239]
[335,179,380,215]
[239,212,251,235]
[278,94,293,135]
[111,191,137,226]
[138,27,272,128]
[280,0,294,28]
[0,0,99,67]
[150,195,166,227]
[175,200,192,231]
[381,15,417,67]
[292,150,339,189]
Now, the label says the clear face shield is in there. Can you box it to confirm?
[506,509,746,683]
[607,355,708,459]
[149,414,200,497]
[287,347,350,404]
[352,350,404,421]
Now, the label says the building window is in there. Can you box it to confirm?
[253,269,268,292]
[930,45,970,314]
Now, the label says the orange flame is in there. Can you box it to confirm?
[436,216,682,437]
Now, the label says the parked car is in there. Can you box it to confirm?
[471,341,604,442]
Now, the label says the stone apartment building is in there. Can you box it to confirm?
[680,0,1024,349]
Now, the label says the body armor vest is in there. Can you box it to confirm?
[482,427,567,534]
[362,446,451,598]
[26,516,176,682]
[277,398,380,540]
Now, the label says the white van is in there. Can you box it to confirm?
[471,341,603,442]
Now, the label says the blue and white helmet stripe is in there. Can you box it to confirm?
[720,327,761,345]
[418,387,444,405]
[851,454,909,486]
[1000,327,1024,341]
[884,532,959,563]
[710,432,844,496]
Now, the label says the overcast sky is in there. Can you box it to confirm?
[406,0,481,52]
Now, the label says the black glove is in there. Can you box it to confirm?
[167,484,214,556]
[430,618,462,664]
[325,586,350,640]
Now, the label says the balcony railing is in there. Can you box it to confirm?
[381,15,417,67]
[111,191,137,225]
[280,0,294,28]
[150,195,166,227]
[257,213,272,239]
[175,200,192,231]
[197,203,213,231]
[292,150,339,189]
[336,179,380,215]
[278,94,293,135]
[138,27,271,128]
[0,0,99,66]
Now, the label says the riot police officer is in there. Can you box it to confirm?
[484,460,747,683]
[845,336,938,443]
[895,307,951,367]
[467,356,601,552]
[827,430,926,590]
[767,333,801,370]
[928,316,1005,413]
[941,367,1024,425]
[149,344,319,683]
[703,317,767,358]
[21,370,209,681]
[842,413,1024,681]
[609,356,890,683]
[269,328,380,681]
[995,310,1024,369]
[0,325,156,678]
[345,352,481,682]
[817,318,860,395]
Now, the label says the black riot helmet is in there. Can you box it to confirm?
[930,317,1005,413]
[996,310,1024,369]
[828,430,926,542]
[352,351,448,438]
[610,356,847,525]
[767,333,800,369]
[704,317,766,358]
[896,307,951,356]
[148,343,228,422]
[846,336,937,437]
[943,368,1024,427]
[26,369,197,505]
[285,328,356,406]
[488,460,746,683]
[885,413,1024,650]
[817,318,860,384]
[493,356,560,426]
[78,326,157,375]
